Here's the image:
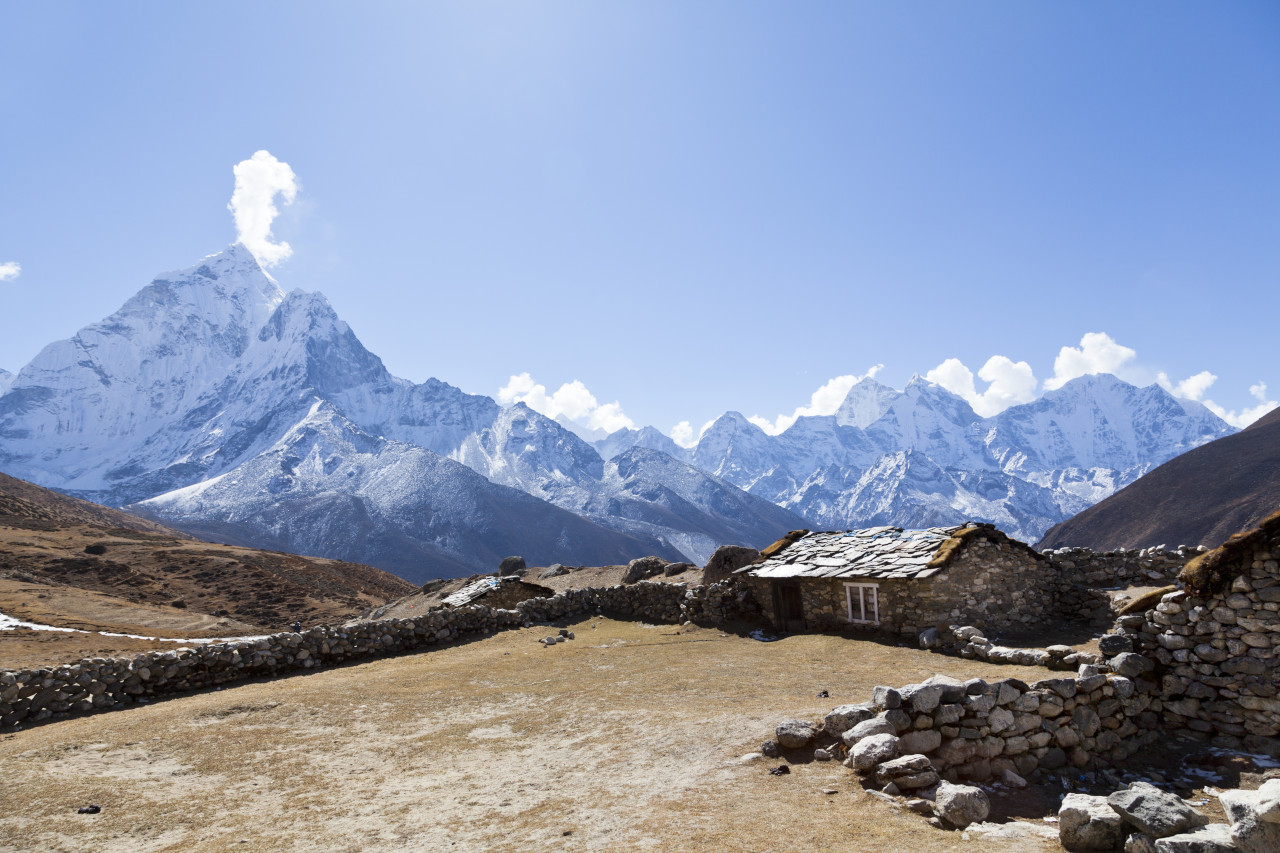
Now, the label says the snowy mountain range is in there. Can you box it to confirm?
[0,245,1235,580]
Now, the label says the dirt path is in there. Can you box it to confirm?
[0,619,1064,852]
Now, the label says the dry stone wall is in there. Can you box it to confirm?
[0,579,756,730]
[782,668,1163,786]
[1109,563,1280,739]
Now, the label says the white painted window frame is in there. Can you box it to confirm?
[844,582,880,625]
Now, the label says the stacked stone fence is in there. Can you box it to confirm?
[1040,545,1202,627]
[1108,570,1280,740]
[779,667,1164,788]
[0,579,757,730]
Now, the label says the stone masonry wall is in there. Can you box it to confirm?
[1107,542,1280,739]
[0,579,757,730]
[811,668,1163,784]
[743,537,1054,637]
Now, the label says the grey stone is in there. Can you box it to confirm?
[1108,782,1210,839]
[1125,833,1157,853]
[538,563,570,579]
[775,719,817,749]
[1221,780,1280,853]
[663,561,695,576]
[924,675,968,703]
[701,545,759,585]
[1059,793,1126,852]
[1099,634,1135,655]
[1111,653,1156,678]
[898,729,943,755]
[623,556,668,583]
[900,683,946,713]
[498,556,526,576]
[919,627,943,649]
[1152,823,1236,852]
[841,715,898,746]
[850,733,900,772]
[872,685,902,709]
[934,781,990,829]
[876,754,940,789]
[823,703,877,737]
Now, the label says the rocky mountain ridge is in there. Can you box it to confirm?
[0,244,1236,577]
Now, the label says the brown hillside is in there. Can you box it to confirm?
[1038,408,1280,551]
[0,472,416,640]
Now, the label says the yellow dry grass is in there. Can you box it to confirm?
[0,619,1062,853]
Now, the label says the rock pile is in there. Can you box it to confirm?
[922,624,1102,671]
[1057,778,1280,853]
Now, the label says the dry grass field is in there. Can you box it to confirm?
[0,618,1070,853]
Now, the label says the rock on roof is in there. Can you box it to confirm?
[743,523,1031,581]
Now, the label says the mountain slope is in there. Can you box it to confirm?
[0,471,415,630]
[1037,405,1280,550]
[132,402,681,582]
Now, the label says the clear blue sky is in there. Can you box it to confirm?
[2,2,1277,438]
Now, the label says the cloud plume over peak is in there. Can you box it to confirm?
[748,365,885,435]
[0,261,20,282]
[498,373,636,434]
[228,150,298,268]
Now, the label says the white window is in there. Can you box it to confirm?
[845,583,880,625]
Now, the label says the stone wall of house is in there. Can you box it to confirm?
[789,668,1163,785]
[1104,542,1280,739]
[0,579,756,730]
[743,537,1053,637]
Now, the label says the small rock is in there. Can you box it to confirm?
[816,690,829,699]
[1125,832,1157,853]
[761,740,780,758]
[769,765,791,776]
[1220,780,1280,853]
[821,788,839,795]
[77,805,101,815]
[813,748,833,762]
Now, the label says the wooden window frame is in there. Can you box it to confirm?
[844,582,880,625]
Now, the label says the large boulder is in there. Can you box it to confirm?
[935,781,990,829]
[775,719,817,749]
[1059,793,1126,851]
[498,556,526,576]
[1221,780,1280,853]
[623,556,668,584]
[899,683,945,713]
[849,733,899,772]
[701,545,760,585]
[1108,782,1209,839]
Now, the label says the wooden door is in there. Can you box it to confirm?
[774,582,805,632]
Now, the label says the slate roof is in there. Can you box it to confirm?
[442,577,504,607]
[744,526,966,580]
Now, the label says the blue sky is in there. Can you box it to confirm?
[1,2,1277,440]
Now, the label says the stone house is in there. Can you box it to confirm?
[738,523,1051,637]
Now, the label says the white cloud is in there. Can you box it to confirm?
[748,365,884,435]
[1155,370,1217,402]
[1043,332,1138,390]
[0,261,20,282]
[1206,381,1276,429]
[228,150,299,268]
[498,373,636,434]
[1157,371,1276,427]
[925,355,1038,417]
[670,421,695,448]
